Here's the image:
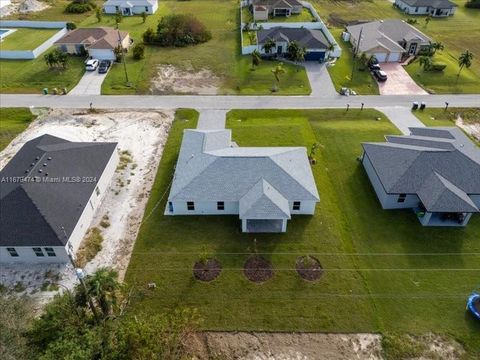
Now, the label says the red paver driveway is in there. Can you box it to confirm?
[377,63,428,95]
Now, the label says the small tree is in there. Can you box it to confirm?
[262,38,276,55]
[424,15,431,27]
[142,27,156,44]
[419,55,433,71]
[141,11,147,23]
[132,43,145,60]
[457,49,473,80]
[271,62,285,91]
[247,31,256,45]
[95,8,102,23]
[287,40,305,68]
[358,52,368,70]
[115,10,123,27]
[113,45,123,62]
[251,49,261,69]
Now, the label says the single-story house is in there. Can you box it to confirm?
[395,0,456,17]
[0,134,118,263]
[361,127,480,227]
[346,19,431,62]
[103,0,158,16]
[250,0,303,21]
[165,128,320,233]
[257,27,330,61]
[54,27,130,61]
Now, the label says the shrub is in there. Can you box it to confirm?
[465,0,480,8]
[142,27,156,44]
[430,62,447,71]
[150,14,212,47]
[132,43,145,59]
[65,1,94,14]
[76,227,103,267]
[66,22,77,30]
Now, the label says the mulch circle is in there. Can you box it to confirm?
[193,258,222,282]
[296,256,323,281]
[244,255,274,283]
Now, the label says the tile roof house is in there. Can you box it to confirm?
[361,127,480,227]
[54,27,130,61]
[346,19,431,62]
[103,0,158,16]
[250,0,303,21]
[0,134,118,263]
[165,129,320,233]
[257,27,331,61]
[395,0,457,17]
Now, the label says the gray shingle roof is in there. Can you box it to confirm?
[346,19,431,53]
[398,0,456,8]
[55,27,128,50]
[0,135,117,247]
[252,0,302,8]
[169,129,319,207]
[362,127,480,213]
[239,179,291,219]
[257,27,330,50]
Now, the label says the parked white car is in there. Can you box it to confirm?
[85,59,99,71]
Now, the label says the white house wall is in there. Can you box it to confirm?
[0,246,69,263]
[362,153,420,209]
[395,0,455,16]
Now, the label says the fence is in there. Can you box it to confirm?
[0,20,67,59]
[239,1,341,58]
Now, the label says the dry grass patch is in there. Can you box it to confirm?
[76,227,104,267]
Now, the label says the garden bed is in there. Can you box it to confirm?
[193,259,222,282]
[243,255,274,283]
[296,256,323,281]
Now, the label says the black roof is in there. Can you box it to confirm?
[257,27,330,50]
[0,134,117,247]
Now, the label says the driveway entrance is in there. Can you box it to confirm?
[68,68,110,96]
[377,63,428,95]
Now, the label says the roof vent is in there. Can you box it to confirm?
[35,156,40,160]
[43,163,47,167]
[38,169,43,173]
[47,157,52,160]
[30,163,35,167]
[45,173,48,176]
[25,170,29,173]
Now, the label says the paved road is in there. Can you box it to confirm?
[304,63,337,97]
[376,106,425,134]
[68,70,109,96]
[2,94,479,110]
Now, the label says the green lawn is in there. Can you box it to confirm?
[0,108,36,151]
[327,28,379,95]
[0,28,59,50]
[0,56,86,94]
[412,107,480,130]
[126,108,480,357]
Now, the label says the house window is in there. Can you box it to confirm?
[187,201,195,211]
[168,201,174,213]
[45,247,56,257]
[415,7,418,12]
[293,201,301,211]
[7,248,19,257]
[33,248,44,257]
[115,5,119,11]
[95,186,100,196]
[397,194,407,203]
[145,6,148,11]
[217,201,225,211]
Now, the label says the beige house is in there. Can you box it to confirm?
[54,27,130,61]
[250,0,303,21]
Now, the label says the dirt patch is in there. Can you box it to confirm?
[0,108,174,305]
[187,332,383,360]
[244,256,274,283]
[456,115,480,142]
[296,256,323,281]
[150,64,220,95]
[193,259,222,282]
[1,0,49,17]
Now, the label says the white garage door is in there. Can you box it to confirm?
[373,52,388,62]
[386,52,401,62]
[89,49,115,61]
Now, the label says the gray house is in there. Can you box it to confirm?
[346,19,431,62]
[361,127,480,227]
[250,0,303,21]
[103,0,158,16]
[395,0,457,17]
[165,129,320,233]
[257,27,331,61]
[0,134,118,263]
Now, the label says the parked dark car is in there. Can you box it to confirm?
[373,69,387,82]
[98,60,111,74]
[369,63,381,71]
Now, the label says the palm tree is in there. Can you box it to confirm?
[271,62,285,91]
[287,41,305,67]
[251,49,261,70]
[427,41,444,56]
[419,55,433,71]
[84,268,122,319]
[424,15,431,28]
[457,50,473,80]
[262,38,276,55]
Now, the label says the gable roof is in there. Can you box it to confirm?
[347,19,431,53]
[257,27,330,50]
[362,127,480,213]
[0,134,117,247]
[168,129,319,213]
[54,27,128,50]
[398,0,456,8]
[239,179,291,219]
[253,0,302,8]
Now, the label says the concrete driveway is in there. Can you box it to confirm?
[303,62,337,97]
[68,69,109,96]
[377,63,428,96]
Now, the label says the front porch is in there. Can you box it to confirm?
[415,208,472,227]
[241,218,288,233]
